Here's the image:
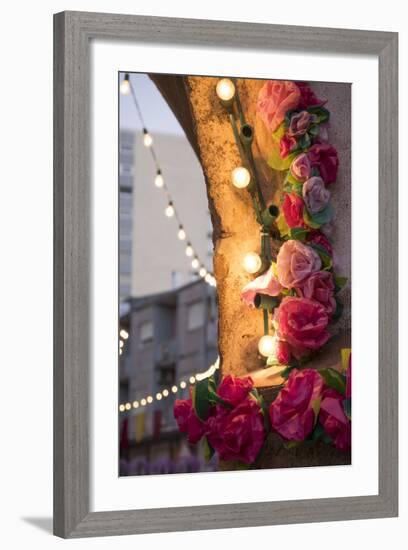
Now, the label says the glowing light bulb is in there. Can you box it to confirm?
[143,129,153,147]
[216,78,235,101]
[154,170,164,188]
[231,166,251,189]
[171,385,178,394]
[258,335,276,358]
[178,226,186,240]
[133,401,139,409]
[191,257,199,269]
[180,381,187,389]
[120,75,130,95]
[165,203,175,217]
[243,252,262,274]
[119,340,124,348]
[199,267,207,278]
[141,398,147,406]
[119,348,123,355]
[156,392,162,401]
[189,376,196,384]
[119,404,125,412]
[162,389,169,397]
[204,273,212,284]
[185,244,193,257]
[125,402,131,411]
[120,329,129,339]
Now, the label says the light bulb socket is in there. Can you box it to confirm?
[254,293,279,311]
[240,124,254,146]
[143,128,148,135]
[261,204,279,228]
[124,73,129,81]
[156,169,161,175]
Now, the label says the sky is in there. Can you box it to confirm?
[119,72,184,136]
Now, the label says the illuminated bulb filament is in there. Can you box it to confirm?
[243,252,262,274]
[141,398,147,406]
[231,166,251,189]
[191,257,199,269]
[133,401,139,409]
[178,226,186,240]
[216,78,235,101]
[156,392,162,401]
[147,396,153,404]
[180,381,187,389]
[165,203,175,218]
[171,385,178,393]
[162,389,169,397]
[258,335,276,358]
[185,244,193,257]
[154,171,164,188]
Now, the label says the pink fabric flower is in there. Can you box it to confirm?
[257,80,301,132]
[290,153,311,182]
[269,368,324,441]
[346,356,351,399]
[217,375,253,407]
[279,135,297,158]
[206,397,266,464]
[282,193,304,228]
[241,264,282,307]
[295,81,326,110]
[296,271,336,316]
[320,388,351,451]
[308,142,339,184]
[173,399,205,444]
[288,111,312,137]
[308,231,333,256]
[302,176,331,214]
[276,240,321,288]
[276,340,291,364]
[275,297,330,354]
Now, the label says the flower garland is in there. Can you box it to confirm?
[174,79,351,468]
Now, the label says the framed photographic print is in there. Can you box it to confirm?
[53,11,398,538]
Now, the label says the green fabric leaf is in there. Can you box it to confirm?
[343,398,351,420]
[308,124,319,138]
[298,132,311,150]
[334,276,348,292]
[202,437,214,462]
[305,422,325,443]
[267,147,296,171]
[290,227,309,241]
[272,122,286,141]
[276,213,290,238]
[310,242,332,270]
[292,182,303,197]
[331,297,344,321]
[319,368,347,395]
[307,105,330,123]
[306,203,334,227]
[192,379,211,421]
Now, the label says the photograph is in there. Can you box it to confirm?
[118,73,352,476]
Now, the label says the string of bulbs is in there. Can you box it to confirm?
[215,78,280,359]
[119,358,220,413]
[120,73,216,287]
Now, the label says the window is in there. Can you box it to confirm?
[187,301,205,331]
[139,320,153,345]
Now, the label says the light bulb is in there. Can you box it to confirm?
[119,404,125,412]
[156,392,162,401]
[231,166,251,189]
[165,203,175,218]
[204,273,212,284]
[141,398,147,406]
[171,385,178,393]
[119,348,123,355]
[180,381,187,389]
[185,244,193,257]
[120,329,128,339]
[191,257,199,269]
[143,129,153,147]
[199,267,207,278]
[216,78,235,101]
[119,340,124,348]
[147,396,153,404]
[154,170,164,188]
[189,376,196,384]
[133,401,139,409]
[120,75,130,95]
[178,226,186,240]
[125,402,131,411]
[243,252,262,274]
[258,335,276,358]
[162,389,169,397]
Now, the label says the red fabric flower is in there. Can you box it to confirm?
[276,296,330,356]
[295,81,326,110]
[308,142,339,184]
[217,375,254,407]
[296,271,336,316]
[173,399,205,444]
[319,388,351,451]
[206,397,266,464]
[280,135,297,158]
[346,356,352,399]
[308,231,333,256]
[282,193,304,228]
[269,368,324,441]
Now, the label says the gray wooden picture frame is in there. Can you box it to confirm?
[53,10,398,538]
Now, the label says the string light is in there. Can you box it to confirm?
[165,202,175,218]
[120,329,129,339]
[119,348,123,356]
[120,73,130,95]
[216,78,235,101]
[143,128,153,147]
[119,359,220,412]
[199,267,207,278]
[177,226,186,240]
[154,170,164,188]
[258,335,276,358]
[243,252,262,274]
[185,243,194,257]
[119,340,124,348]
[231,166,251,189]
[191,257,200,270]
